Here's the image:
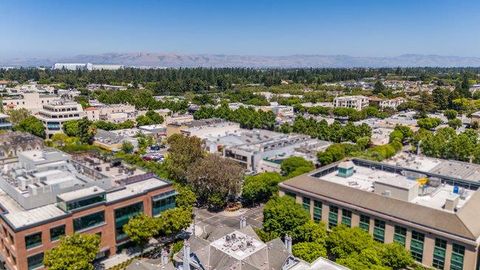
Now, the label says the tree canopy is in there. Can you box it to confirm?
[44,233,100,270]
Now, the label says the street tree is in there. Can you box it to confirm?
[165,134,204,182]
[44,233,100,270]
[262,196,310,238]
[123,214,158,253]
[186,154,243,209]
[242,172,283,204]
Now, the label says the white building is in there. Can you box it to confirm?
[2,92,59,113]
[84,104,136,123]
[53,63,89,70]
[53,63,124,71]
[333,95,369,111]
[35,100,85,137]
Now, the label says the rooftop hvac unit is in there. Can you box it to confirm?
[401,170,426,180]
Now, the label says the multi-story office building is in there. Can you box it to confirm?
[35,100,85,138]
[333,95,369,111]
[279,159,480,269]
[0,149,176,270]
[2,92,59,113]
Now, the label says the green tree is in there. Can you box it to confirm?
[165,134,204,182]
[432,87,451,110]
[326,225,375,259]
[175,184,197,210]
[6,108,30,124]
[62,120,79,136]
[444,109,458,120]
[379,243,414,269]
[292,220,327,245]
[448,118,462,129]
[280,156,314,177]
[15,116,45,138]
[77,117,96,144]
[123,214,158,253]
[136,115,154,126]
[186,154,243,209]
[417,117,442,130]
[156,208,192,236]
[373,81,386,95]
[44,233,100,270]
[242,172,283,204]
[292,242,327,263]
[121,141,134,153]
[262,196,310,238]
[336,248,389,270]
[145,110,164,124]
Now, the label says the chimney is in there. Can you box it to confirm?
[284,235,292,254]
[183,240,191,270]
[161,248,169,265]
[239,216,247,229]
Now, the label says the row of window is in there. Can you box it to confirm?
[24,195,177,250]
[303,196,465,269]
[25,225,66,250]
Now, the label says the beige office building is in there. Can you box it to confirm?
[279,159,480,270]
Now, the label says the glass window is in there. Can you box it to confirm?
[25,232,42,249]
[313,201,322,222]
[115,202,144,242]
[64,194,106,211]
[50,225,65,241]
[152,195,175,216]
[341,209,352,227]
[73,211,105,232]
[27,253,44,270]
[433,238,447,269]
[328,205,338,229]
[373,219,385,243]
[359,215,370,232]
[393,226,407,246]
[450,243,465,270]
[410,230,425,262]
[302,197,310,212]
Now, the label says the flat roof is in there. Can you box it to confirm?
[0,191,66,229]
[106,177,169,203]
[57,186,106,202]
[280,159,480,241]
[318,162,472,211]
[209,230,267,261]
[387,153,480,182]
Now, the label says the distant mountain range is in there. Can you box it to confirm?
[2,53,480,68]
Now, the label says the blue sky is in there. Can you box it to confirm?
[1,0,479,58]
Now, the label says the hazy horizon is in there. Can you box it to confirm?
[1,0,480,59]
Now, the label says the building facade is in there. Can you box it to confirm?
[0,149,176,270]
[2,92,59,113]
[333,96,369,111]
[279,159,480,270]
[35,101,85,138]
[85,104,136,123]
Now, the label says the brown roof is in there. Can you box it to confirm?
[280,172,480,242]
